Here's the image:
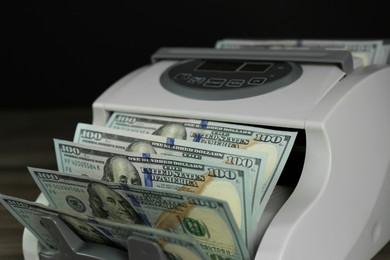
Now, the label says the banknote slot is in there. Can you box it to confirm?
[98,110,306,253]
[253,184,294,251]
[101,109,306,191]
[272,127,305,188]
[102,110,306,189]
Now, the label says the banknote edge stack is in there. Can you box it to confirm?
[215,38,390,69]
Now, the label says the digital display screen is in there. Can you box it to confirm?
[196,60,272,72]
[196,61,242,71]
[239,63,271,72]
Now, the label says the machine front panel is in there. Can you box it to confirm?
[96,61,345,129]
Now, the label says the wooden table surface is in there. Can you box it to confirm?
[0,108,389,260]
[0,108,92,260]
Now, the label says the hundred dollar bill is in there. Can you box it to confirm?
[27,169,250,259]
[50,139,252,241]
[73,122,267,216]
[29,166,148,226]
[105,112,296,222]
[0,194,209,260]
[116,183,251,259]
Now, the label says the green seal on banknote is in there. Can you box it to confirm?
[183,217,207,237]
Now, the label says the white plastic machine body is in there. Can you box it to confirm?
[23,48,390,260]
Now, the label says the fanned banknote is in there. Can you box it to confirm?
[48,138,253,244]
[0,193,124,252]
[29,167,147,226]
[73,122,267,217]
[117,182,252,259]
[27,168,250,259]
[0,193,209,260]
[105,112,297,222]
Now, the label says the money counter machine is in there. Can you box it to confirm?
[22,47,390,260]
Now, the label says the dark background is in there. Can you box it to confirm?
[2,1,389,108]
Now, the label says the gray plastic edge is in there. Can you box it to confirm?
[151,47,354,74]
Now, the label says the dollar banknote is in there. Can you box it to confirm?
[29,166,148,226]
[105,112,296,222]
[0,193,121,252]
[114,185,254,259]
[117,181,252,259]
[73,122,268,217]
[48,138,253,242]
[0,193,210,260]
[27,168,251,259]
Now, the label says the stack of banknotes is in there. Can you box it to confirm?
[215,39,390,69]
[1,112,297,260]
